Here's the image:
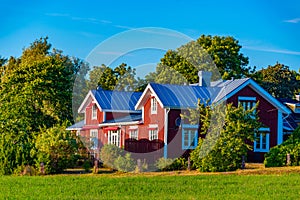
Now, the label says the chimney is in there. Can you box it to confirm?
[198,71,212,87]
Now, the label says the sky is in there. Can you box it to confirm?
[1,0,300,77]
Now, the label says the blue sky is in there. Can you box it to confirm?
[1,0,300,76]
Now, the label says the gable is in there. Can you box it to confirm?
[78,89,142,114]
[216,79,291,114]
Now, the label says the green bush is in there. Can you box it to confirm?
[155,158,174,171]
[13,165,37,176]
[135,159,148,173]
[100,144,123,169]
[155,157,188,171]
[83,160,92,172]
[264,127,300,167]
[32,123,79,174]
[169,157,188,170]
[114,153,135,172]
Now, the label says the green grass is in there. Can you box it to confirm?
[1,172,300,199]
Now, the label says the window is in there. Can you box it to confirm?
[238,96,256,110]
[151,97,157,114]
[149,129,158,140]
[90,129,98,150]
[182,125,198,149]
[238,96,257,117]
[254,128,270,152]
[92,104,97,120]
[108,130,120,147]
[129,128,138,140]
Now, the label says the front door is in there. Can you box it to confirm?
[108,130,120,147]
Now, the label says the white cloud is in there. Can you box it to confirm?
[283,18,300,23]
[244,46,300,56]
[46,13,112,25]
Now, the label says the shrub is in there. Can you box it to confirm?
[264,127,300,167]
[169,157,188,170]
[114,153,135,172]
[135,159,148,173]
[32,123,79,174]
[100,144,123,169]
[83,160,92,172]
[13,165,37,176]
[155,158,174,171]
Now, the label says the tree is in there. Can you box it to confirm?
[87,63,144,92]
[190,102,261,172]
[0,37,85,174]
[31,123,80,174]
[152,35,253,84]
[0,56,6,64]
[254,63,300,98]
[197,35,252,79]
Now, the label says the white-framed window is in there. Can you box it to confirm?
[129,127,138,140]
[151,97,157,114]
[254,128,270,152]
[92,104,97,120]
[108,130,120,147]
[149,129,158,140]
[182,124,198,150]
[90,129,98,150]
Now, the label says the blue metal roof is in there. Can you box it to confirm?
[103,113,142,124]
[213,78,250,103]
[92,88,142,111]
[149,83,221,108]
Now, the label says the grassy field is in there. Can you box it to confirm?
[1,166,300,199]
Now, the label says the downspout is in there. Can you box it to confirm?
[164,108,170,158]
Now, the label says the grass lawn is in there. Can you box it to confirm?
[1,165,300,199]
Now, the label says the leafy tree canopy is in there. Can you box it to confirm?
[254,63,300,99]
[0,37,86,174]
[152,35,253,84]
[87,63,145,92]
[190,102,261,172]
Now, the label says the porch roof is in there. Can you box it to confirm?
[66,120,84,131]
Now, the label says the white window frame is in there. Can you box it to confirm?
[108,130,120,147]
[129,126,138,140]
[90,129,98,150]
[149,125,158,140]
[254,128,270,152]
[151,97,157,114]
[92,104,97,120]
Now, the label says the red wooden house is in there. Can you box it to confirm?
[68,71,294,162]
[67,88,143,159]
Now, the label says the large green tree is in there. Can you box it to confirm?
[153,35,253,84]
[0,38,84,174]
[254,63,300,99]
[190,102,261,172]
[87,63,144,92]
